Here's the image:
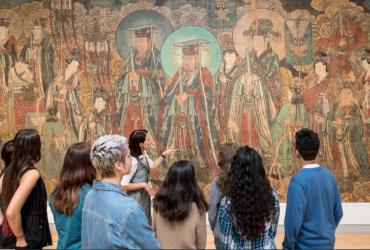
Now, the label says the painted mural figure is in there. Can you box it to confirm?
[326,85,370,192]
[227,62,276,160]
[79,88,112,143]
[158,40,218,184]
[242,18,282,108]
[41,105,68,180]
[317,13,367,77]
[115,25,162,139]
[303,53,331,137]
[361,49,370,127]
[215,41,240,143]
[272,85,308,177]
[20,18,55,105]
[46,49,83,143]
[0,18,17,93]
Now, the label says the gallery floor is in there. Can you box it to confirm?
[45,232,370,249]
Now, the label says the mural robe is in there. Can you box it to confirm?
[115,47,161,139]
[41,117,67,179]
[214,62,239,143]
[247,48,282,108]
[0,35,17,87]
[227,72,276,159]
[20,33,55,100]
[325,103,370,186]
[272,101,308,176]
[47,72,83,143]
[158,68,218,183]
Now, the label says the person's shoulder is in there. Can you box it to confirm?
[20,168,40,182]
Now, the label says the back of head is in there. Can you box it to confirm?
[222,146,276,240]
[53,142,96,215]
[153,160,208,222]
[90,134,128,178]
[295,128,320,161]
[1,140,14,168]
[2,129,41,209]
[217,143,239,192]
[128,129,148,157]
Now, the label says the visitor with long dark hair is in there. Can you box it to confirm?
[153,160,208,249]
[0,129,52,248]
[49,142,96,249]
[0,140,14,247]
[121,129,175,223]
[208,143,238,245]
[217,146,279,249]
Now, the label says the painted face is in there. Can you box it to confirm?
[314,61,327,78]
[0,26,9,40]
[224,51,237,66]
[344,18,357,36]
[33,25,43,41]
[182,54,197,71]
[252,35,265,54]
[67,60,79,75]
[94,96,107,113]
[135,37,149,53]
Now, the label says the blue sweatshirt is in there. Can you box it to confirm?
[283,166,343,249]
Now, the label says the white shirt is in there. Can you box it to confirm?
[120,152,154,186]
[302,163,320,169]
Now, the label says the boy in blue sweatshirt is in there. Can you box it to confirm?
[283,128,343,249]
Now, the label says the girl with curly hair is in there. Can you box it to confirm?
[217,146,279,249]
[152,160,208,249]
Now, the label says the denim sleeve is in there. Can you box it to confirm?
[124,206,160,249]
[208,179,222,231]
[282,178,307,250]
[333,184,343,226]
[268,191,280,239]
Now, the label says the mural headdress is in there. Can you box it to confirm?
[174,39,209,56]
[0,18,10,27]
[33,18,47,27]
[66,48,81,64]
[314,51,330,64]
[219,33,235,53]
[361,48,370,61]
[243,18,281,41]
[94,86,109,101]
[128,24,159,39]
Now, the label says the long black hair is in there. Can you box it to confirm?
[128,129,148,157]
[153,160,208,221]
[1,140,14,168]
[221,146,276,240]
[2,129,41,209]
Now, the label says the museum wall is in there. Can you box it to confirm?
[0,0,370,201]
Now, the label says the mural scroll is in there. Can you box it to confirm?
[0,0,370,201]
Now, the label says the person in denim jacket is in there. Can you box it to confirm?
[81,134,160,249]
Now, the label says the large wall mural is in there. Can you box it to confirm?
[0,0,370,202]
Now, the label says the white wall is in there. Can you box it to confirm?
[47,203,370,233]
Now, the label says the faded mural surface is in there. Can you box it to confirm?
[0,0,370,201]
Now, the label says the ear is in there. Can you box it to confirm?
[114,161,124,175]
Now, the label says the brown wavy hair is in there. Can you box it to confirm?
[216,143,239,193]
[52,142,96,215]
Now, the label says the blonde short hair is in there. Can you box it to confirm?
[90,134,128,178]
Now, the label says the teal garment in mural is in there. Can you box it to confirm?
[272,102,308,175]
[326,104,370,179]
[41,118,67,179]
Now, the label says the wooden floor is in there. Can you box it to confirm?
[46,232,370,249]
